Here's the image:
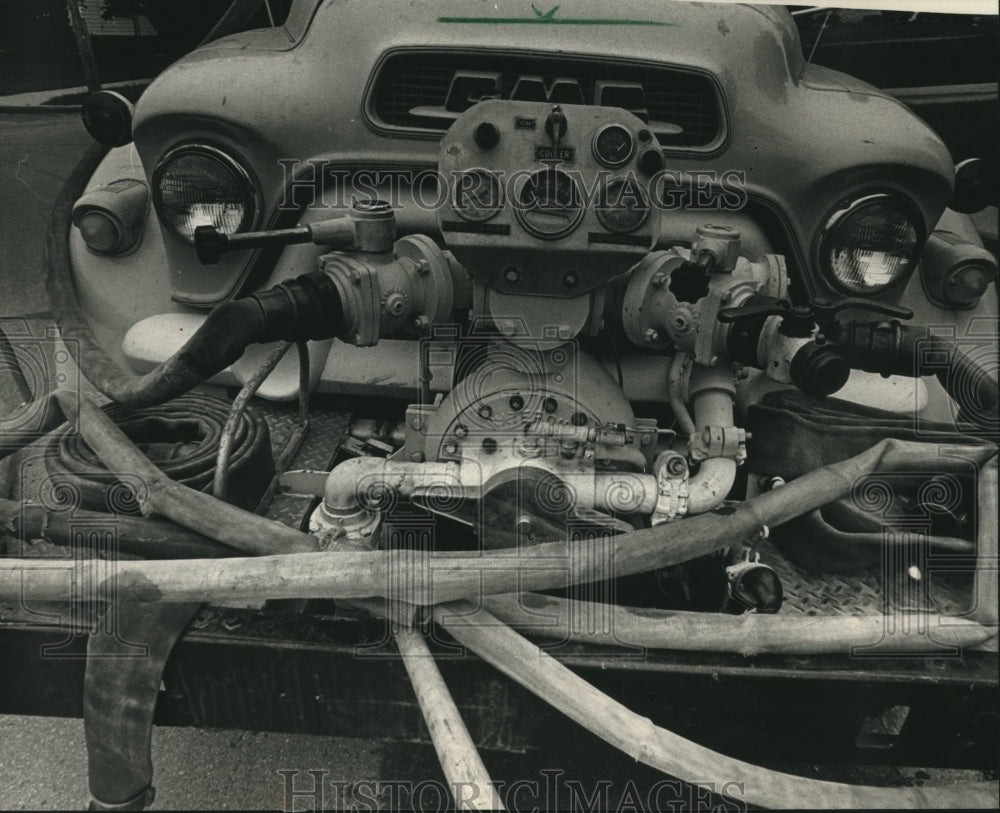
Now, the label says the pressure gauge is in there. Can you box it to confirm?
[515,168,584,239]
[596,178,650,233]
[592,124,635,168]
[452,169,503,221]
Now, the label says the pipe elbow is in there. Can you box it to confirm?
[684,365,739,514]
[686,457,738,515]
[322,457,462,516]
[323,456,389,514]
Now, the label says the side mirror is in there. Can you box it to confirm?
[81,90,135,148]
[951,158,997,214]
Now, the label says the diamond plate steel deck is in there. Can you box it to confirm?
[254,400,352,529]
[761,540,972,617]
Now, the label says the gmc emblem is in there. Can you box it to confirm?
[408,70,680,134]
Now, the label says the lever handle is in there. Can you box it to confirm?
[718,295,913,326]
[717,296,811,324]
[808,297,913,322]
[194,224,312,265]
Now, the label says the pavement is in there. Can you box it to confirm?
[0,79,153,113]
[0,715,387,811]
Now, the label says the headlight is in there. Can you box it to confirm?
[817,194,925,294]
[152,145,258,245]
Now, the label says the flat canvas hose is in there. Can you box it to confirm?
[49,392,317,556]
[476,591,996,655]
[0,500,236,559]
[45,390,274,809]
[85,602,202,811]
[20,141,999,807]
[325,535,503,811]
[0,325,34,404]
[45,393,273,514]
[3,395,994,811]
[6,395,996,615]
[434,601,998,810]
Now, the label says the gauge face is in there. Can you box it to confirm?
[515,169,584,239]
[452,169,503,221]
[593,124,635,168]
[596,178,650,233]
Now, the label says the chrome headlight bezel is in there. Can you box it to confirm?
[151,144,260,246]
[815,193,927,296]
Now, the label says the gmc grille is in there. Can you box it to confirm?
[367,51,725,149]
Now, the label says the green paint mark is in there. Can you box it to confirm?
[438,16,676,26]
[439,4,676,26]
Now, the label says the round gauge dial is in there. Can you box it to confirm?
[452,169,503,221]
[592,124,636,168]
[515,169,584,239]
[596,178,650,234]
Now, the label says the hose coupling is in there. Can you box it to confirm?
[248,271,343,343]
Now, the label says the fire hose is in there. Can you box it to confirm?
[44,392,273,514]
[4,394,997,609]
[434,600,997,810]
[474,590,996,655]
[0,394,988,603]
[2,141,995,808]
[0,395,996,809]
[2,389,279,810]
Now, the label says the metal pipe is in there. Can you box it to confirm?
[686,366,739,515]
[667,353,696,438]
[687,458,738,515]
[322,458,657,519]
[593,472,658,515]
[320,457,460,514]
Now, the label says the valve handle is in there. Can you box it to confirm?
[718,296,913,326]
[717,296,811,324]
[194,224,313,265]
[807,297,913,323]
[193,225,227,265]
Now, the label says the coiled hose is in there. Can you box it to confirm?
[44,392,273,514]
